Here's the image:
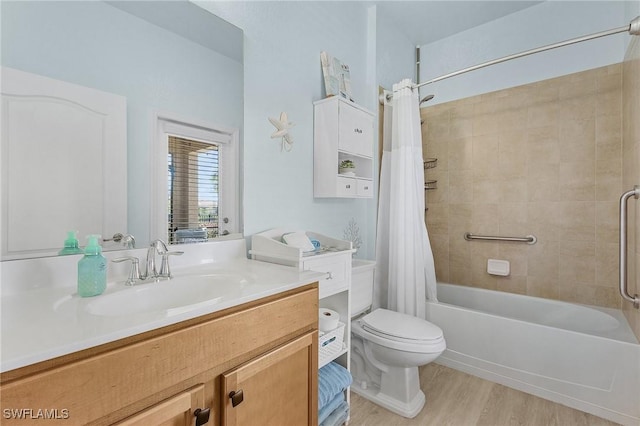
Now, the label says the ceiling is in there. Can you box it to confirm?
[372,1,544,45]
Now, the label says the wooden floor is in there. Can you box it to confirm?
[349,364,619,426]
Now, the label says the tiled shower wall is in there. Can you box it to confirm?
[422,64,623,309]
[623,37,640,339]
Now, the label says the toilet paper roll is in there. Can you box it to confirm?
[319,308,340,332]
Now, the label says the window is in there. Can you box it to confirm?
[167,136,220,243]
[153,115,239,244]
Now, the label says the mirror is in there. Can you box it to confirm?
[1,0,243,259]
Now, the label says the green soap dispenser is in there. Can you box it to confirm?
[77,235,107,297]
[58,231,84,256]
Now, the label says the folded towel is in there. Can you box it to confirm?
[282,231,315,252]
[318,362,352,410]
[318,393,344,425]
[320,401,349,426]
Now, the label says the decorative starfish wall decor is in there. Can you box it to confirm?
[268,112,295,152]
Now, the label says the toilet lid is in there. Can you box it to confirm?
[361,309,443,342]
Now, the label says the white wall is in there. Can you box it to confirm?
[376,8,416,90]
[420,1,628,105]
[197,1,401,259]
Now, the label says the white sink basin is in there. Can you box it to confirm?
[56,273,253,317]
[92,274,247,317]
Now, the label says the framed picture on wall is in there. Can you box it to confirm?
[320,51,353,101]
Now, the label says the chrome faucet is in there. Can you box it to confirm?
[146,239,183,279]
[146,239,168,279]
[113,239,183,285]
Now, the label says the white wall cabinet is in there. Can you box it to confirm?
[313,97,374,198]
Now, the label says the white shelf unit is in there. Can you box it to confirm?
[313,97,374,198]
[249,228,354,408]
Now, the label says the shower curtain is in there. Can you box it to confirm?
[374,79,438,320]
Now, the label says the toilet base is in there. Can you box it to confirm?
[351,381,425,418]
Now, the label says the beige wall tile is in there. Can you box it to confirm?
[496,276,527,295]
[528,102,560,129]
[430,233,450,283]
[472,135,500,177]
[595,201,619,244]
[595,242,619,290]
[528,240,559,278]
[526,126,560,162]
[425,169,448,204]
[527,276,559,299]
[558,241,596,286]
[448,170,474,203]
[425,109,450,139]
[426,203,449,236]
[559,119,595,164]
[527,164,560,202]
[421,63,624,310]
[449,266,472,286]
[424,135,449,172]
[473,176,502,203]
[558,202,595,242]
[558,161,595,201]
[448,137,474,171]
[596,90,622,118]
[500,177,528,203]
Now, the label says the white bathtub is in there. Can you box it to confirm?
[425,283,640,426]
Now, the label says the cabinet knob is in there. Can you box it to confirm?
[346,185,351,189]
[193,407,211,426]
[229,389,244,407]
[364,186,369,190]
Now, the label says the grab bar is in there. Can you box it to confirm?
[464,233,537,245]
[619,186,640,309]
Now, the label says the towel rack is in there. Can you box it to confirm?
[464,232,537,245]
[619,186,640,309]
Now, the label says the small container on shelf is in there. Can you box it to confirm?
[319,322,346,368]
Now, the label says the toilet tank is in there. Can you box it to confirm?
[351,260,376,316]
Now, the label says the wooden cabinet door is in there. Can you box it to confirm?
[221,332,318,426]
[116,385,207,426]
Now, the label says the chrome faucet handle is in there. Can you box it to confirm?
[145,239,172,279]
[159,251,184,278]
[151,239,169,254]
[112,256,142,286]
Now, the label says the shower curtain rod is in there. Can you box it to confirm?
[385,15,640,101]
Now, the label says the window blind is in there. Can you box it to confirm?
[167,136,219,243]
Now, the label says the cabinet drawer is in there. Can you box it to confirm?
[338,102,373,157]
[357,179,373,197]
[304,256,349,298]
[336,176,357,197]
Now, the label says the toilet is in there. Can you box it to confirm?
[350,260,446,418]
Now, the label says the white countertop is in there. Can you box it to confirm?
[1,242,323,373]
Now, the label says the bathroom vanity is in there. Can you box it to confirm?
[0,240,322,425]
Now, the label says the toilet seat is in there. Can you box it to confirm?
[352,309,446,354]
[361,308,443,342]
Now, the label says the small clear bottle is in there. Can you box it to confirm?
[77,235,107,297]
